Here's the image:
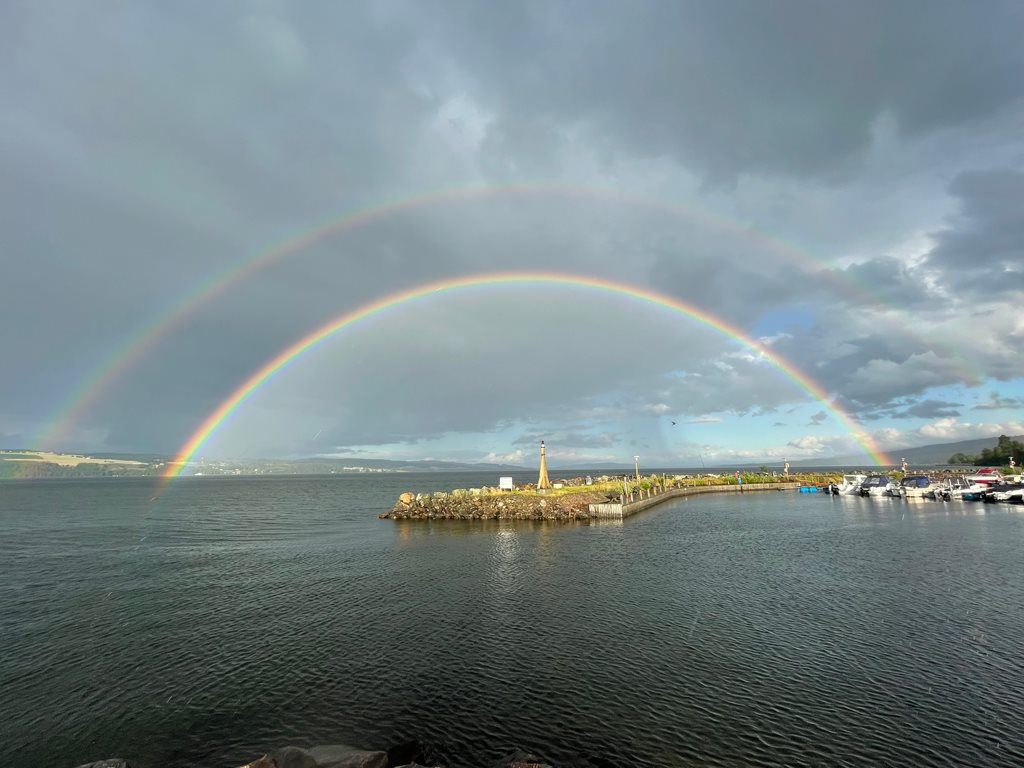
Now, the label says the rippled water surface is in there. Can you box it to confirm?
[2,474,1024,767]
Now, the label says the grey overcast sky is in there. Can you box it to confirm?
[2,0,1023,466]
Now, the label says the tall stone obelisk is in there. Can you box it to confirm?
[537,440,551,490]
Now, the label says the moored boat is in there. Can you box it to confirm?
[961,470,1003,501]
[828,474,867,495]
[937,477,973,500]
[898,475,939,499]
[983,482,1024,503]
[859,475,897,497]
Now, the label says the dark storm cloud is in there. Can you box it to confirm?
[2,1,1023,457]
[2,2,534,453]
[783,332,919,397]
[831,257,937,308]
[889,399,963,420]
[922,169,1024,293]
[973,392,1024,411]
[647,238,807,326]
[512,431,617,449]
[405,0,1024,182]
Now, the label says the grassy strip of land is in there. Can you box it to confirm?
[0,450,145,466]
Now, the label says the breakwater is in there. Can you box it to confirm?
[381,478,807,521]
[590,481,801,518]
[381,487,604,520]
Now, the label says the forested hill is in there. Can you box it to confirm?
[793,435,1024,467]
[948,434,1024,466]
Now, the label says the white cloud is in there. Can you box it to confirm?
[641,403,672,414]
[483,449,526,464]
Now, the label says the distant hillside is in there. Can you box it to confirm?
[0,449,527,478]
[792,435,1024,467]
[302,457,527,472]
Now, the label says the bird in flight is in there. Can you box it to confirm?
[671,421,676,426]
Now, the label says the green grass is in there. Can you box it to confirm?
[493,472,844,499]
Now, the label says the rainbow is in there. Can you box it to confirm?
[36,182,916,451]
[163,272,892,480]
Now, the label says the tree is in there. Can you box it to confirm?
[972,435,1024,467]
[948,452,978,465]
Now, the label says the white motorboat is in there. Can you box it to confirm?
[988,483,1024,503]
[859,475,897,497]
[898,475,939,499]
[828,474,867,495]
[962,471,1003,500]
[937,477,973,500]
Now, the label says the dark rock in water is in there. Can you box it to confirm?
[73,761,132,768]
[272,745,318,768]
[489,749,554,768]
[386,740,424,767]
[563,757,619,768]
[238,757,277,768]
[308,744,388,768]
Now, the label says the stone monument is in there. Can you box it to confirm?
[537,440,551,490]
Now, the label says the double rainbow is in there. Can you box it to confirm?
[37,182,923,451]
[163,271,891,480]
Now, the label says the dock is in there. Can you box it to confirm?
[588,482,802,518]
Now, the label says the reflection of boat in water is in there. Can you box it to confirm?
[827,474,867,495]
[859,475,897,497]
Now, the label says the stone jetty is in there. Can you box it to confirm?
[381,474,817,521]
[381,485,609,521]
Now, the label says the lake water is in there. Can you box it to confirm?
[2,474,1023,767]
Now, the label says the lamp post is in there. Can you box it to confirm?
[634,455,640,483]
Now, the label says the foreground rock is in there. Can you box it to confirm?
[76,743,615,768]
[240,745,390,768]
[381,490,609,521]
[236,744,611,768]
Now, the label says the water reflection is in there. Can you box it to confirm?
[392,518,588,539]
[827,493,1013,526]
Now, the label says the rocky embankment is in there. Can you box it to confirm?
[75,743,614,768]
[380,489,610,521]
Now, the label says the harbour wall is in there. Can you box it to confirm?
[589,482,802,518]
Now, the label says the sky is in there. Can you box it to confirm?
[2,0,1023,468]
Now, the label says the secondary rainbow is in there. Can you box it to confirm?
[163,272,892,480]
[38,182,928,452]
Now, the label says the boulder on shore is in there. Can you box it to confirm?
[257,744,388,768]
[308,744,388,768]
[271,745,317,768]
